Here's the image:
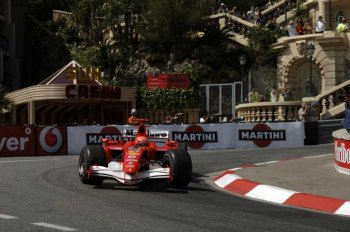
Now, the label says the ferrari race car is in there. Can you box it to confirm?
[78,119,192,189]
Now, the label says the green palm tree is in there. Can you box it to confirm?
[292,0,309,23]
[0,85,12,112]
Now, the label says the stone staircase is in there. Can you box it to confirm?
[208,0,317,47]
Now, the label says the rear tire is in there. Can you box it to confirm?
[179,142,188,151]
[78,145,107,185]
[163,149,192,189]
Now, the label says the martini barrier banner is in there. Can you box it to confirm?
[67,122,305,155]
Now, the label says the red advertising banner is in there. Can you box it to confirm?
[36,126,68,156]
[0,126,36,157]
[334,139,350,170]
[147,74,190,89]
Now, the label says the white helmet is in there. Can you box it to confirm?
[131,109,137,115]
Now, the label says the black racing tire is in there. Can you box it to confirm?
[179,142,188,151]
[78,145,107,185]
[163,149,192,189]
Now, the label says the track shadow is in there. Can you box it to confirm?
[91,172,214,193]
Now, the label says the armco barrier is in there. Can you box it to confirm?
[0,122,305,156]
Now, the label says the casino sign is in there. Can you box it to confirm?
[4,61,136,125]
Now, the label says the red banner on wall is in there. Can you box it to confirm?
[36,126,68,156]
[334,139,350,170]
[147,74,190,89]
[0,126,36,157]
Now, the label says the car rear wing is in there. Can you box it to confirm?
[122,129,170,141]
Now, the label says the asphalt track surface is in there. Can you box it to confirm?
[0,144,349,232]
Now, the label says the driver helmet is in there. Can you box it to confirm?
[134,136,149,146]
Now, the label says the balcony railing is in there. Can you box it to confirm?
[235,78,350,122]
[236,101,302,122]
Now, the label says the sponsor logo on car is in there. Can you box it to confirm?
[122,129,169,139]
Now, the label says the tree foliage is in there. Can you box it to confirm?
[138,0,212,67]
[244,26,282,67]
[139,87,198,112]
[0,85,12,111]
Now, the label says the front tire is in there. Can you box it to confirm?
[163,149,192,189]
[78,145,107,185]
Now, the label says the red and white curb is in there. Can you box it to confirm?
[214,155,350,217]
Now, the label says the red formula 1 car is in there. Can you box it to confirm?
[78,119,192,189]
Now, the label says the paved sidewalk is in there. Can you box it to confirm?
[214,154,350,217]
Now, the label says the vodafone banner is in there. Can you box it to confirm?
[36,126,68,156]
[0,125,36,157]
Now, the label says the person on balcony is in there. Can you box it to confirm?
[303,18,313,34]
[266,16,278,30]
[229,6,240,17]
[247,6,256,22]
[265,0,275,9]
[296,18,304,35]
[249,89,260,103]
[270,87,279,102]
[286,20,297,36]
[283,87,294,101]
[298,103,309,121]
[335,10,345,25]
[315,16,325,33]
[336,18,348,32]
[200,112,209,123]
[217,3,228,13]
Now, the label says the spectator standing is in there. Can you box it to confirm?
[229,6,240,17]
[336,18,348,32]
[241,12,247,21]
[315,16,325,33]
[200,112,209,123]
[303,18,313,34]
[296,18,304,35]
[270,88,279,102]
[128,109,139,125]
[256,11,265,26]
[283,87,293,101]
[298,103,309,121]
[286,20,297,36]
[265,0,274,9]
[247,6,255,22]
[335,10,345,25]
[218,3,228,13]
[266,17,278,30]
[249,88,260,103]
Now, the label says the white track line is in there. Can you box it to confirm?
[31,222,78,231]
[0,158,61,164]
[303,154,332,159]
[0,214,18,219]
